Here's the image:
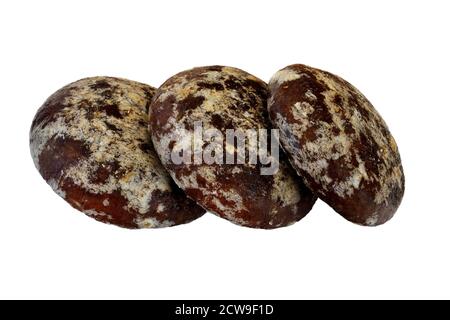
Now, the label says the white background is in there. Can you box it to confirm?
[0,0,449,299]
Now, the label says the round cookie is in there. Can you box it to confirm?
[150,66,316,229]
[268,64,405,226]
[30,77,205,228]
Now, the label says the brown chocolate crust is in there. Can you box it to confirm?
[30,77,205,228]
[150,66,316,229]
[268,64,405,226]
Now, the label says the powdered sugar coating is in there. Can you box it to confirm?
[268,64,405,226]
[30,77,204,228]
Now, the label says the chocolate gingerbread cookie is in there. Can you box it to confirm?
[268,64,404,226]
[150,66,316,229]
[30,77,205,228]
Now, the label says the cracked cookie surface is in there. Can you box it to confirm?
[30,77,205,228]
